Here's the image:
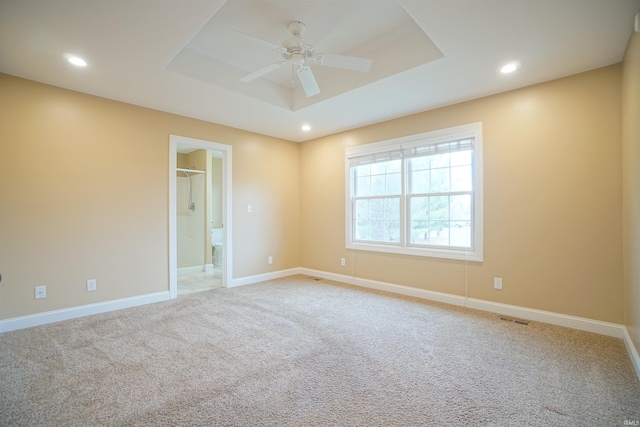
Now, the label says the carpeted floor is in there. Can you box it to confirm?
[1,275,639,426]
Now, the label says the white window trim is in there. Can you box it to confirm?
[345,122,483,262]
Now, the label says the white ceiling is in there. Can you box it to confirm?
[166,1,443,111]
[1,0,638,143]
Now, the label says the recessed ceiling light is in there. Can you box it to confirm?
[66,55,87,67]
[302,124,311,132]
[500,62,519,74]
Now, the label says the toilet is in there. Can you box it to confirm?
[211,227,223,266]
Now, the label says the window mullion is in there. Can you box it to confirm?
[401,154,407,248]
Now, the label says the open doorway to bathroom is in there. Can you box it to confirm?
[176,149,222,295]
[169,135,232,299]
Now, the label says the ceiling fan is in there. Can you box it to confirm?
[237,21,373,97]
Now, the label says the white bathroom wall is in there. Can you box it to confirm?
[211,156,223,228]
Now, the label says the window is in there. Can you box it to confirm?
[346,123,483,261]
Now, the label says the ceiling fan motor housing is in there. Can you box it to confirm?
[281,21,315,65]
[281,38,314,64]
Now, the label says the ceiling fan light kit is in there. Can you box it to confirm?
[238,21,373,97]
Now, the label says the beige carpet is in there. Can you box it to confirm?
[1,275,639,426]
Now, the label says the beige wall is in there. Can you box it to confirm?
[622,28,640,355]
[0,74,301,320]
[300,64,623,323]
[0,60,629,326]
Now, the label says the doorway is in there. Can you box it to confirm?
[169,135,232,298]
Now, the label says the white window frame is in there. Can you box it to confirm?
[345,122,483,262]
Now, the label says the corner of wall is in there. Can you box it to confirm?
[621,19,640,369]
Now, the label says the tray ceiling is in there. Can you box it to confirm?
[166,0,443,111]
[1,0,638,142]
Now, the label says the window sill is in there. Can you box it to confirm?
[346,242,483,262]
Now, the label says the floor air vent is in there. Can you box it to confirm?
[499,316,529,326]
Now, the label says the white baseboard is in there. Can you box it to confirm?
[300,267,625,338]
[623,326,640,381]
[0,291,171,333]
[2,266,638,383]
[465,298,625,338]
[300,267,639,381]
[178,265,209,276]
[299,268,468,308]
[0,267,304,333]
[0,267,629,341]
[229,267,303,288]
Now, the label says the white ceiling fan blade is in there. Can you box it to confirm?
[315,53,372,72]
[238,62,285,83]
[297,66,320,97]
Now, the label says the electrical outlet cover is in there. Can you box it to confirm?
[35,285,46,299]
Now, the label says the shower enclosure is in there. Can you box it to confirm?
[175,148,223,283]
[177,168,206,273]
